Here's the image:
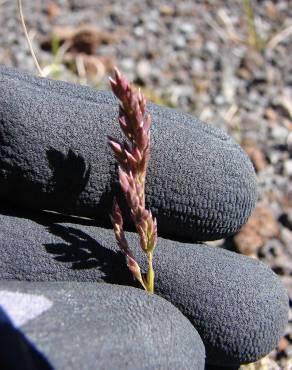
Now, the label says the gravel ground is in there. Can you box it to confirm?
[0,1,292,369]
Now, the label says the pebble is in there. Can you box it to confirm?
[134,26,144,37]
[179,23,195,34]
[243,146,268,172]
[159,5,175,16]
[280,228,292,257]
[287,131,292,153]
[173,35,186,50]
[145,20,159,33]
[136,59,151,82]
[280,211,292,231]
[233,204,280,256]
[204,41,218,54]
[120,58,135,71]
[191,58,204,74]
[284,160,292,177]
[271,125,289,143]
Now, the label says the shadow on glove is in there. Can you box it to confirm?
[0,65,257,242]
[0,307,54,370]
[46,147,91,208]
[0,206,288,368]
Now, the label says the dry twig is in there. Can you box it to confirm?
[17,0,44,77]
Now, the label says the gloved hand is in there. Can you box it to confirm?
[0,66,288,369]
[0,305,53,370]
[0,282,205,370]
[0,65,257,242]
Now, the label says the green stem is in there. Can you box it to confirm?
[147,252,154,294]
[242,0,262,51]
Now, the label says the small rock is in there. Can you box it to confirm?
[284,160,292,177]
[269,150,286,165]
[233,226,263,256]
[279,211,292,231]
[266,252,292,276]
[243,146,268,172]
[287,131,292,153]
[179,23,195,34]
[120,58,135,71]
[133,26,144,37]
[159,5,175,16]
[241,50,265,72]
[46,2,62,21]
[145,20,158,33]
[191,58,204,74]
[166,84,194,106]
[265,2,279,20]
[277,336,290,352]
[237,67,251,80]
[268,201,283,219]
[173,35,186,50]
[280,276,292,300]
[281,228,292,258]
[271,125,289,143]
[214,95,225,105]
[264,107,278,122]
[204,41,218,54]
[233,204,280,255]
[136,60,151,83]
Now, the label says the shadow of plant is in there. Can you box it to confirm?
[46,147,91,208]
[0,198,135,286]
[43,223,133,285]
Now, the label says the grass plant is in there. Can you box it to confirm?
[108,69,157,293]
[242,0,264,51]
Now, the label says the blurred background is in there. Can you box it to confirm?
[0,1,291,369]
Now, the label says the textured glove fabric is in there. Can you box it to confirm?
[0,65,257,242]
[0,306,54,370]
[0,281,205,370]
[0,209,287,367]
